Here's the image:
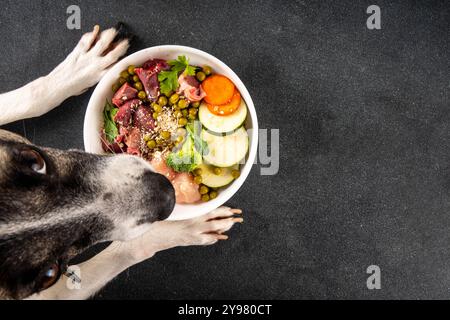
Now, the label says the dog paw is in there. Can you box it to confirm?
[172,206,244,246]
[122,207,243,264]
[49,25,130,97]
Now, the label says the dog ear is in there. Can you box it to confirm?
[0,129,31,145]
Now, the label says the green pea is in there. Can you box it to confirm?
[143,134,151,142]
[153,104,162,113]
[134,82,143,91]
[202,65,212,76]
[188,114,196,120]
[132,75,140,83]
[189,108,198,115]
[120,70,129,79]
[152,112,159,120]
[158,96,168,106]
[194,168,202,176]
[196,71,206,82]
[178,117,188,126]
[118,77,127,85]
[138,91,146,100]
[231,170,240,179]
[199,185,209,195]
[213,167,222,175]
[127,65,136,75]
[191,101,200,108]
[182,109,188,117]
[173,110,182,118]
[112,83,119,92]
[209,191,218,199]
[176,135,184,143]
[169,93,180,105]
[161,131,171,140]
[201,194,210,202]
[147,140,156,149]
[178,99,188,109]
[194,175,203,185]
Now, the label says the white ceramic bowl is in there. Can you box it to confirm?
[84,45,258,220]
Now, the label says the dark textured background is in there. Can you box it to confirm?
[1,0,449,299]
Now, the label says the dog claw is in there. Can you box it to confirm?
[232,209,243,215]
[113,22,134,43]
[217,234,229,240]
[229,217,243,223]
[204,206,243,221]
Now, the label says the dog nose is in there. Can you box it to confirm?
[155,174,176,221]
[143,171,175,221]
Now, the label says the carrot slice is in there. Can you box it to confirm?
[207,90,241,116]
[202,75,235,105]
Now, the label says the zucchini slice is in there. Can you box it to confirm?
[202,127,249,167]
[197,164,239,188]
[199,100,247,133]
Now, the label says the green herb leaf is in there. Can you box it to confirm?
[168,55,189,73]
[158,70,179,96]
[184,65,196,76]
[103,100,119,143]
[158,55,197,95]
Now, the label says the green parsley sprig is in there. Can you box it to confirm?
[158,55,196,96]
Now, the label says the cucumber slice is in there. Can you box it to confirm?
[202,127,249,167]
[197,164,239,188]
[199,100,247,133]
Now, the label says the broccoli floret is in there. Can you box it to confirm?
[166,134,202,172]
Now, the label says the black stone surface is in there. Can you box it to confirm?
[1,0,449,299]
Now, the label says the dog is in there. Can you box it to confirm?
[0,25,243,300]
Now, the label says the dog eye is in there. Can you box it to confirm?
[40,263,60,290]
[20,149,47,174]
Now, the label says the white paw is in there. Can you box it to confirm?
[50,25,130,96]
[175,206,244,246]
[123,207,243,263]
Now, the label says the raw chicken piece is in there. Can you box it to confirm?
[112,83,138,107]
[150,152,201,204]
[150,152,177,181]
[171,172,201,204]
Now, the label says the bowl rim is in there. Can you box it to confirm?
[83,45,258,220]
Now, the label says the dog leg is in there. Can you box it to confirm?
[120,206,244,264]
[0,25,129,126]
[26,207,242,300]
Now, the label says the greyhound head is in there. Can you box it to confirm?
[0,129,175,299]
